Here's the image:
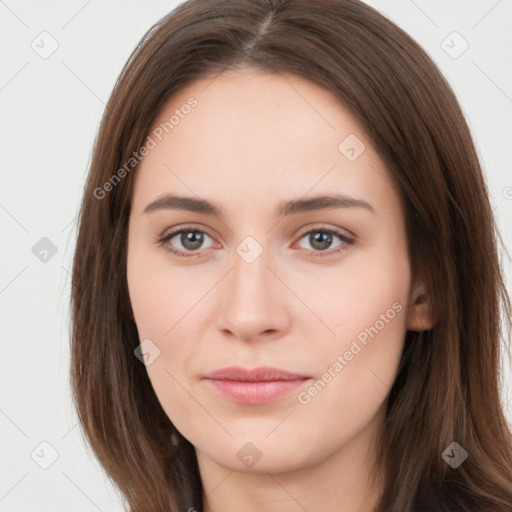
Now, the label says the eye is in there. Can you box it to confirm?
[158,227,217,257]
[294,227,354,257]
[157,225,354,258]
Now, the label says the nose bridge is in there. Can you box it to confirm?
[216,234,288,339]
[229,235,274,304]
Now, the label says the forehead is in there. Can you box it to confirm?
[131,67,394,214]
[147,67,362,155]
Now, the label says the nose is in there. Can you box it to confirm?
[215,244,290,343]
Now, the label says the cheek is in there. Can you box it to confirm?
[126,251,206,431]
[292,270,408,459]
[334,266,408,337]
[126,247,216,393]
[292,237,410,356]
[127,243,207,339]
[305,250,410,416]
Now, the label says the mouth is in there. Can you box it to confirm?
[202,366,311,404]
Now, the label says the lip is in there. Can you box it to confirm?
[202,366,311,404]
[204,366,310,381]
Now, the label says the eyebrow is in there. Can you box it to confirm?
[143,193,375,217]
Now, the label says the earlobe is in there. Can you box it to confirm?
[407,282,438,332]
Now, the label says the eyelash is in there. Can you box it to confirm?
[157,224,354,259]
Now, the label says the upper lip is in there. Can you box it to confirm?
[203,366,310,382]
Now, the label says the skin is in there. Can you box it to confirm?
[126,66,435,512]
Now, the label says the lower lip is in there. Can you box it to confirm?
[205,378,310,404]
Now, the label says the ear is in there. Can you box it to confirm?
[407,281,438,332]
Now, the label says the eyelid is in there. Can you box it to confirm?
[159,222,354,242]
[294,223,355,240]
[158,223,215,241]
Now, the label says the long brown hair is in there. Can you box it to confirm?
[70,0,512,510]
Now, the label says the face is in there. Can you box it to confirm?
[126,66,419,475]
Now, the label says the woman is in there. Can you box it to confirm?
[70,0,512,510]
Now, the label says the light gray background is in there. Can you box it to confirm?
[1,1,511,510]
